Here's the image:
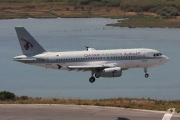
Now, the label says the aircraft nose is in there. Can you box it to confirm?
[161,56,169,64]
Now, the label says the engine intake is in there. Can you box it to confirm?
[98,67,122,77]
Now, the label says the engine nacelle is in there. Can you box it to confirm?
[99,67,122,77]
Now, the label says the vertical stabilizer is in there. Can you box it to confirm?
[15,27,46,55]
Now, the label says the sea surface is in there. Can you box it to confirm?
[0,18,179,100]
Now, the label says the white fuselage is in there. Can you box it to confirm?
[14,48,169,70]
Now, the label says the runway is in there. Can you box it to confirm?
[0,104,179,120]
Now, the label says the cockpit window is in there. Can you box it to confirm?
[154,53,162,57]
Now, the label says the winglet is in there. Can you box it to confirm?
[85,46,89,51]
[85,46,96,51]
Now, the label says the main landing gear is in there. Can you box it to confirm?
[144,68,149,78]
[89,71,95,83]
[89,76,95,83]
[89,72,100,83]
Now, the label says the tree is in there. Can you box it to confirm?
[0,91,15,100]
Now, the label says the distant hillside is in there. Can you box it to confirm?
[0,0,179,17]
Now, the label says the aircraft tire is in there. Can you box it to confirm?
[145,74,149,78]
[95,74,100,78]
[89,77,95,83]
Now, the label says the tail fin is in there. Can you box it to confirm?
[15,27,46,55]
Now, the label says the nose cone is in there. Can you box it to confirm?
[161,56,169,64]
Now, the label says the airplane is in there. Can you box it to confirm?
[13,27,169,83]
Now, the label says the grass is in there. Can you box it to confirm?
[0,3,123,19]
[0,91,180,112]
[107,15,180,28]
[1,97,180,112]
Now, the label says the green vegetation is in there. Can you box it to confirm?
[157,7,180,18]
[1,0,180,13]
[120,0,180,11]
[0,0,122,5]
[107,15,180,28]
[0,91,180,112]
[0,91,15,100]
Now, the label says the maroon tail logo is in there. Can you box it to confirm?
[20,38,33,50]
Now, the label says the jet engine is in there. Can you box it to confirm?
[97,67,122,77]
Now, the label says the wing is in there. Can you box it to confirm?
[67,63,118,71]
[57,61,126,71]
[69,63,117,69]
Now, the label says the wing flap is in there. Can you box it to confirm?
[68,63,117,69]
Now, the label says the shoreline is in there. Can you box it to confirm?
[2,16,180,28]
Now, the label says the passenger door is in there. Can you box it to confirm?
[142,51,148,62]
[45,54,51,67]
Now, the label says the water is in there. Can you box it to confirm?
[0,18,179,100]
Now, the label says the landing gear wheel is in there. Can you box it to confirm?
[95,74,100,78]
[89,77,95,83]
[144,68,149,78]
[145,73,149,78]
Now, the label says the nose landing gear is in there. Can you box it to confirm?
[145,73,149,78]
[144,68,149,78]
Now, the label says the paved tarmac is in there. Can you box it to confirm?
[0,104,179,120]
